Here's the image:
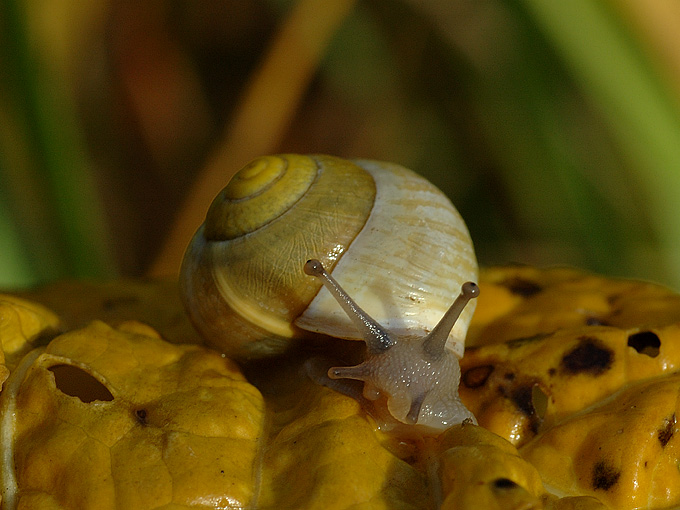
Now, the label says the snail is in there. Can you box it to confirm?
[180,154,479,432]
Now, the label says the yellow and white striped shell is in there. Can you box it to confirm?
[180,154,477,361]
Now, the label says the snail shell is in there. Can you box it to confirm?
[180,154,478,362]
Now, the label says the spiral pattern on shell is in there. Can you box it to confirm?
[180,154,477,361]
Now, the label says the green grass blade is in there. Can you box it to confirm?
[519,0,680,287]
[0,0,117,284]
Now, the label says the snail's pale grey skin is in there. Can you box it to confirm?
[180,154,479,432]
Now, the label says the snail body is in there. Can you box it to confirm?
[180,154,478,431]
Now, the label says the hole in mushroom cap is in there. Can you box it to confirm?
[627,331,661,358]
[531,385,549,420]
[462,365,494,388]
[492,478,519,490]
[506,382,548,436]
[48,364,114,403]
[135,408,149,425]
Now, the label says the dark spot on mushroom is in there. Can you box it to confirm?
[628,331,661,358]
[585,316,609,326]
[492,478,518,489]
[505,278,542,297]
[33,328,62,348]
[607,293,622,306]
[510,384,546,435]
[658,414,676,447]
[548,368,557,376]
[504,372,515,381]
[102,295,139,311]
[135,409,148,425]
[402,455,418,465]
[507,333,551,348]
[561,337,613,375]
[592,461,620,491]
[462,365,494,388]
[49,364,114,403]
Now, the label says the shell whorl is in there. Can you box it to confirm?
[203,155,317,240]
[180,154,376,359]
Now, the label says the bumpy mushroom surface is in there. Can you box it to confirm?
[5,265,680,509]
[0,320,266,509]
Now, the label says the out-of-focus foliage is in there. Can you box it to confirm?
[1,0,680,288]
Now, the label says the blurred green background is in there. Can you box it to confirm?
[1,0,680,289]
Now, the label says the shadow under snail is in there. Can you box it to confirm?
[180,154,479,433]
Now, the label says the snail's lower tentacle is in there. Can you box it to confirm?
[304,357,367,403]
[328,363,370,381]
[406,394,426,424]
